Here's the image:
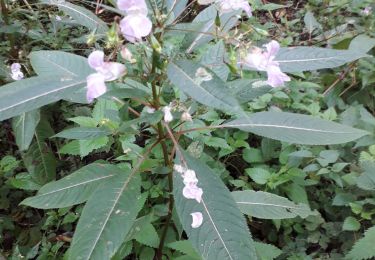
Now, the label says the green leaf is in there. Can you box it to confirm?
[232,190,316,219]
[167,60,243,114]
[167,241,201,260]
[40,0,108,34]
[304,11,322,34]
[0,76,86,121]
[275,47,367,72]
[254,242,282,260]
[12,109,40,151]
[173,151,257,260]
[21,163,119,209]
[228,79,271,104]
[343,216,360,231]
[246,168,271,185]
[23,120,56,185]
[223,112,368,145]
[184,6,239,53]
[53,127,111,140]
[29,51,93,77]
[349,35,375,54]
[346,226,375,260]
[134,224,160,248]
[356,161,375,191]
[69,169,141,260]
[200,41,229,81]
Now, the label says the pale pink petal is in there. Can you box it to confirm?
[10,63,21,72]
[88,50,105,70]
[240,2,252,17]
[183,185,203,203]
[190,212,203,228]
[119,14,152,43]
[242,50,268,71]
[117,0,148,15]
[264,40,280,59]
[266,65,290,88]
[86,73,107,103]
[98,62,126,81]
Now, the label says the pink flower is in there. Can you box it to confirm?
[190,212,203,228]
[120,14,152,43]
[198,0,252,17]
[117,0,148,15]
[361,6,372,16]
[242,40,290,87]
[86,50,126,102]
[183,184,203,203]
[117,0,152,42]
[217,0,252,17]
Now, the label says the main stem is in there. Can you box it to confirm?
[150,50,174,260]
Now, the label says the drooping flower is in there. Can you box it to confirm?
[86,50,126,102]
[198,0,252,17]
[162,105,174,122]
[242,40,290,87]
[10,63,24,81]
[121,46,136,63]
[117,0,152,43]
[181,110,192,122]
[190,212,203,228]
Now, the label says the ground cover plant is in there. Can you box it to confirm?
[0,0,375,259]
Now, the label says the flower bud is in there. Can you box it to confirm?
[121,47,136,63]
[150,35,162,54]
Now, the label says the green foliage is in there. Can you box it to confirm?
[346,226,375,260]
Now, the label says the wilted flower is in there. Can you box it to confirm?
[181,108,192,122]
[121,46,136,63]
[190,212,203,228]
[198,0,252,17]
[10,63,24,81]
[162,105,174,122]
[86,50,126,102]
[242,40,290,87]
[117,0,152,42]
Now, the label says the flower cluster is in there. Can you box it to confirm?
[174,164,204,228]
[86,50,126,103]
[117,0,152,43]
[10,63,24,81]
[242,40,290,88]
[198,0,252,17]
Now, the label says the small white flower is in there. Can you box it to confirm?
[181,110,192,122]
[146,107,155,114]
[162,105,173,122]
[190,212,203,228]
[10,63,24,81]
[173,164,185,174]
[55,15,62,21]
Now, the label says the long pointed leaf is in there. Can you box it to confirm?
[12,109,41,151]
[173,151,257,260]
[69,169,141,260]
[21,163,119,209]
[167,60,243,114]
[223,112,368,145]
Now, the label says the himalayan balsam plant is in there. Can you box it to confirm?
[0,0,372,259]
